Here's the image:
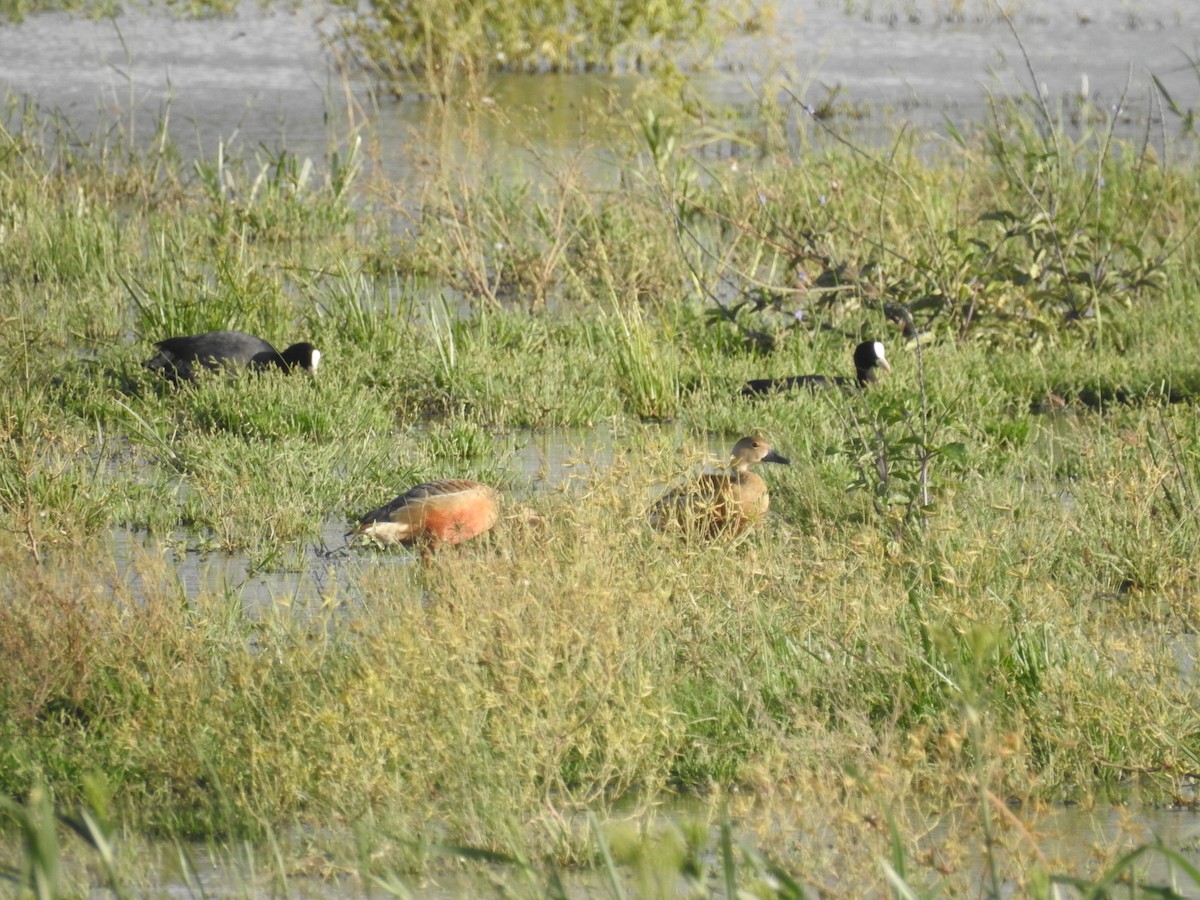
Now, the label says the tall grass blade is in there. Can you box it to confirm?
[880,861,923,900]
[589,812,627,900]
[719,806,737,900]
[0,787,61,900]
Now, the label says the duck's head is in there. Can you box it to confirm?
[730,436,790,469]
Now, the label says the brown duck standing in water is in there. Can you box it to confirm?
[650,436,790,537]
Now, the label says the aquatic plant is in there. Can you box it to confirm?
[333,0,714,92]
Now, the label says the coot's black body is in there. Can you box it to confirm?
[741,340,890,398]
[144,330,320,381]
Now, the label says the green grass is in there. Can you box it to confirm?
[3,54,1200,894]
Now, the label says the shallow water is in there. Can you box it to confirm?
[101,422,768,617]
[718,1,1199,128]
[136,801,1200,896]
[105,426,624,615]
[1,0,1196,174]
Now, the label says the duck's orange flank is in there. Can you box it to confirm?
[354,479,500,552]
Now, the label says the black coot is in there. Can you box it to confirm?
[144,331,320,381]
[740,340,890,397]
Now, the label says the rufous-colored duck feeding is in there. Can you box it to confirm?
[353,479,500,558]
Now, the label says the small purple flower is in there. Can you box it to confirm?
[819,195,827,206]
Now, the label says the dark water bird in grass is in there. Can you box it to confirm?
[650,436,790,537]
[353,479,502,559]
[740,340,890,397]
[144,330,321,381]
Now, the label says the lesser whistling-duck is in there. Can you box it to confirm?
[741,340,890,397]
[650,436,790,536]
[144,330,321,381]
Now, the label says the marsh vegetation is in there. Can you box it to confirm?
[4,0,1200,894]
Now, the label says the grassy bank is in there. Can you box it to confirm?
[2,67,1200,894]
